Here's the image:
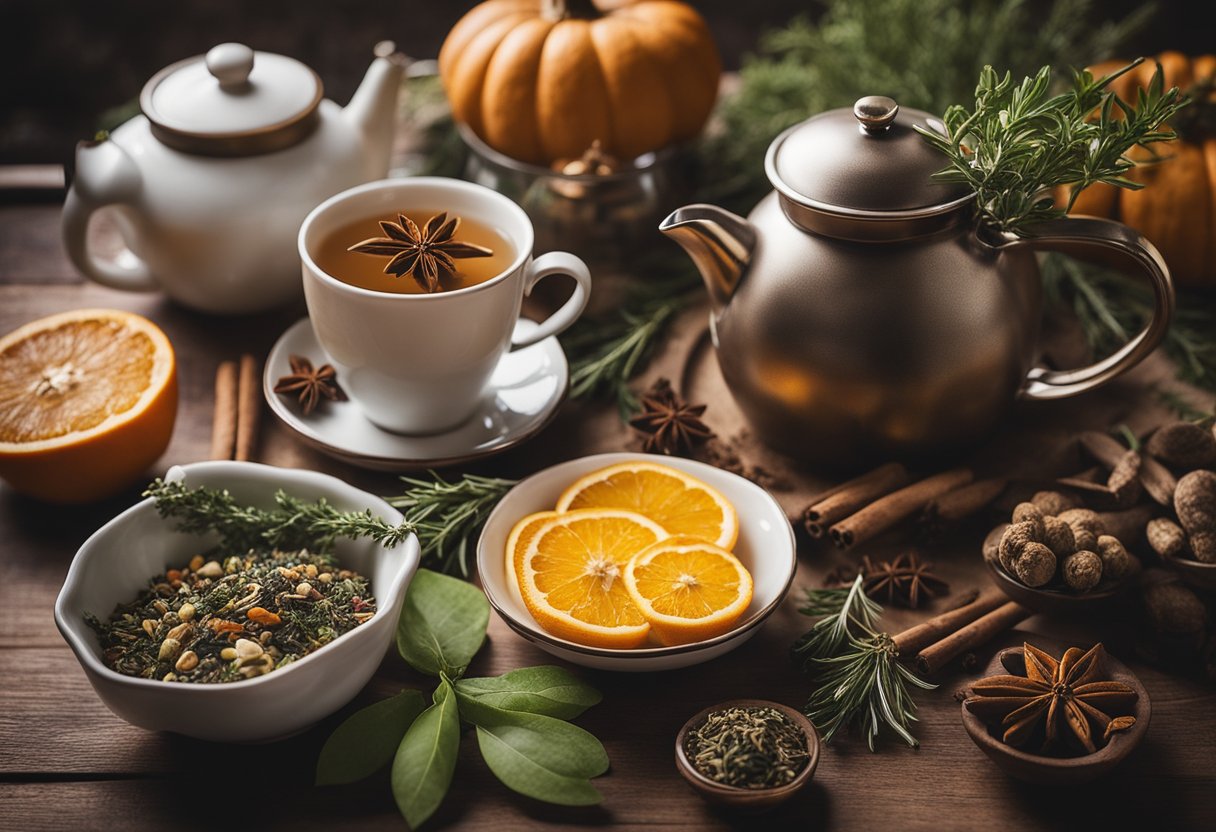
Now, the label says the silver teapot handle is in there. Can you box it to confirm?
[999,216,1174,400]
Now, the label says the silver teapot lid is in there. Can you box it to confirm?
[765,96,972,238]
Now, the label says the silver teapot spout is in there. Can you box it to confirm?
[659,204,756,312]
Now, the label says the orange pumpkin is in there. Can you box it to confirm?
[1067,52,1216,289]
[439,0,721,165]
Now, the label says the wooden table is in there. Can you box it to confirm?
[2,188,1215,832]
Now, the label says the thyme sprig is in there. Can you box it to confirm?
[918,60,1186,234]
[793,576,936,750]
[144,479,415,554]
[386,473,518,577]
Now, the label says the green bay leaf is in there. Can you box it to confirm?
[316,689,426,786]
[391,679,461,829]
[455,666,601,719]
[396,568,489,678]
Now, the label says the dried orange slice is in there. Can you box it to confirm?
[556,461,738,550]
[0,309,177,503]
[504,510,559,599]
[623,536,753,646]
[518,508,667,649]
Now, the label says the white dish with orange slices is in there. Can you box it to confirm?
[477,453,796,671]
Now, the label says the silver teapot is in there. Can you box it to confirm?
[661,96,1173,465]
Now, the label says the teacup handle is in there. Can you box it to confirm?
[511,251,592,350]
[1001,217,1174,400]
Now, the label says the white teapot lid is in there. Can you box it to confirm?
[140,43,323,156]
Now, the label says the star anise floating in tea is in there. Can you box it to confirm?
[348,211,493,293]
[273,354,347,416]
[628,378,714,456]
[966,642,1138,756]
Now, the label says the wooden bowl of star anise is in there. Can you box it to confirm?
[960,640,1150,784]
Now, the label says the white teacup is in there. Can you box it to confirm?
[299,178,591,434]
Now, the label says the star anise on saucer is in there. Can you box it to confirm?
[348,212,493,293]
[858,551,949,608]
[273,355,347,416]
[966,642,1138,755]
[628,378,714,456]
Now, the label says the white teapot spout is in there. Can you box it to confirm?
[343,41,409,180]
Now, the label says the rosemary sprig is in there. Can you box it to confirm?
[918,60,1186,234]
[144,479,415,553]
[792,576,936,750]
[385,473,518,577]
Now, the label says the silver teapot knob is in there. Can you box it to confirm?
[853,96,899,134]
[206,43,255,90]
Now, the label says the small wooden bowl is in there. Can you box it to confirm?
[675,699,820,811]
[961,644,1150,784]
[984,557,1130,615]
[1162,552,1216,591]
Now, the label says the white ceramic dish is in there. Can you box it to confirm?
[54,461,420,743]
[477,453,797,672]
[263,317,568,470]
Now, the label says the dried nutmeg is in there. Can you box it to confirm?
[1057,508,1105,552]
[1011,502,1046,537]
[1062,550,1103,592]
[1013,542,1057,587]
[1041,515,1077,558]
[983,523,1009,564]
[1031,490,1080,517]
[1174,470,1216,559]
[1096,535,1138,582]
[999,521,1042,572]
[1147,517,1188,559]
[1106,450,1143,508]
[1141,579,1207,639]
[1191,531,1216,564]
[1147,422,1216,470]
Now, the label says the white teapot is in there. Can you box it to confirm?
[63,42,406,314]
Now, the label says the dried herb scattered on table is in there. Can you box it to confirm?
[628,378,714,456]
[87,549,374,684]
[348,211,493,293]
[685,706,810,789]
[273,354,347,416]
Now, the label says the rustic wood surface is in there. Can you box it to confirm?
[2,189,1215,832]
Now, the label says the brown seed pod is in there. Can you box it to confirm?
[983,523,1010,565]
[1147,422,1216,470]
[1191,530,1216,564]
[1141,579,1207,639]
[1031,490,1080,517]
[1139,454,1178,506]
[1175,470,1216,541]
[1146,517,1188,559]
[1096,535,1138,582]
[1095,505,1155,546]
[1012,542,1057,587]
[1011,502,1046,537]
[1062,550,1103,592]
[1058,508,1105,547]
[998,521,1042,572]
[1106,450,1143,508]
[1041,515,1077,558]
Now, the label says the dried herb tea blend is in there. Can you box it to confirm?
[87,549,375,683]
[318,209,514,294]
[684,706,810,789]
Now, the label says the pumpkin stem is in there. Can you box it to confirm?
[544,0,601,21]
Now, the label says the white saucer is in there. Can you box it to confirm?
[263,318,568,470]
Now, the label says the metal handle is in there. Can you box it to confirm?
[1005,216,1174,400]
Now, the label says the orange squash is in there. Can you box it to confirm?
[1067,53,1216,289]
[439,0,721,165]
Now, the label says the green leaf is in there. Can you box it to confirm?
[461,696,608,806]
[454,667,601,720]
[391,678,461,829]
[316,689,426,786]
[397,568,489,678]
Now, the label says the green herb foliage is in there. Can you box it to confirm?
[316,569,607,828]
[386,472,517,576]
[918,61,1185,234]
[793,577,936,750]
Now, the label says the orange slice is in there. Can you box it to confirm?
[0,309,177,503]
[556,461,738,550]
[518,508,668,649]
[504,510,559,600]
[623,536,753,646]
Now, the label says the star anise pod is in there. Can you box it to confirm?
[348,212,493,293]
[628,378,714,456]
[858,551,948,608]
[966,642,1138,755]
[273,354,347,416]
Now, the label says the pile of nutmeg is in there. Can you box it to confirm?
[1141,422,1216,564]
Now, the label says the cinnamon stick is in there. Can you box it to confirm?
[210,360,238,461]
[803,463,908,538]
[892,590,1007,656]
[922,477,1008,523]
[913,601,1030,676]
[829,468,973,549]
[234,353,260,462]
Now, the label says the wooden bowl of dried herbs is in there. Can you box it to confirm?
[675,699,819,811]
[961,640,1150,784]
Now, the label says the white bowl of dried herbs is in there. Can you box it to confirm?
[54,461,420,743]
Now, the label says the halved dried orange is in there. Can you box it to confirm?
[518,508,667,649]
[623,536,753,646]
[0,309,177,502]
[556,461,738,550]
